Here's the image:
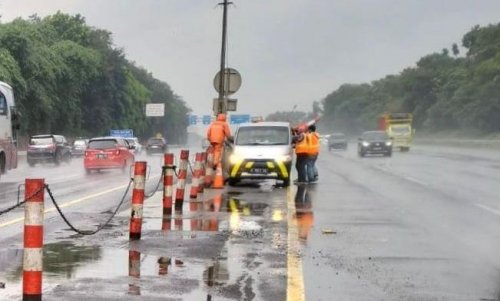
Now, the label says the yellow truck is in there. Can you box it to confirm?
[378,113,414,151]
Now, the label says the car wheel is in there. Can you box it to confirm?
[282,177,290,187]
[358,151,365,157]
[85,168,92,175]
[385,151,392,157]
[28,160,35,167]
[228,178,239,186]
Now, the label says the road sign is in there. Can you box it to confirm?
[213,68,242,95]
[213,98,238,114]
[202,115,212,125]
[146,103,165,117]
[110,129,134,138]
[187,115,198,125]
[230,114,251,125]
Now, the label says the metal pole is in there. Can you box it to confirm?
[218,0,230,114]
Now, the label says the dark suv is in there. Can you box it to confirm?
[145,137,167,155]
[27,135,72,166]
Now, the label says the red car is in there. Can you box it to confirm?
[84,137,135,174]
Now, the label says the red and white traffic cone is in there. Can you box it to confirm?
[198,152,207,195]
[204,147,214,188]
[162,153,174,231]
[23,178,45,301]
[129,161,147,240]
[189,152,203,199]
[163,153,174,216]
[175,150,189,209]
[212,162,224,189]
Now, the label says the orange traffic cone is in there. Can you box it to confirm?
[212,162,224,189]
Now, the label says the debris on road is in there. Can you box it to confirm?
[321,228,337,234]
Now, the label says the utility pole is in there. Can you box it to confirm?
[217,0,231,114]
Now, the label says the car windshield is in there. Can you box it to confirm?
[88,139,117,149]
[236,126,289,145]
[73,140,86,146]
[126,139,136,145]
[391,126,411,134]
[362,132,388,140]
[148,138,164,145]
[30,137,53,145]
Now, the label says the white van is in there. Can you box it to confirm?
[223,121,293,187]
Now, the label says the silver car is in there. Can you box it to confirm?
[223,121,293,187]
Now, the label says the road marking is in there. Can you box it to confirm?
[287,186,306,301]
[0,183,130,229]
[475,203,500,216]
[373,165,429,187]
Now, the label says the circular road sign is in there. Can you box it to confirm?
[213,68,242,95]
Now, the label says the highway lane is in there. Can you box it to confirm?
[0,143,499,300]
[301,142,500,300]
[0,148,292,300]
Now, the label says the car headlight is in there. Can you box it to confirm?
[362,141,370,147]
[229,154,243,165]
[385,141,392,146]
[277,155,292,162]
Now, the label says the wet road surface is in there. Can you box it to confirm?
[0,143,500,300]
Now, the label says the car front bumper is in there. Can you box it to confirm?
[229,159,291,180]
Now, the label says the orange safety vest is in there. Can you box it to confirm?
[295,134,309,154]
[207,121,231,144]
[307,132,320,155]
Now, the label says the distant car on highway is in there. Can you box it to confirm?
[145,137,167,155]
[125,137,143,154]
[328,133,348,151]
[27,134,72,166]
[358,131,392,157]
[84,137,135,174]
[71,138,89,157]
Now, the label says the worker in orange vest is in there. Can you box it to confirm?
[293,128,309,184]
[207,113,231,168]
[306,124,320,182]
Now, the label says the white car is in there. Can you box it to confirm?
[223,122,293,187]
[125,137,143,154]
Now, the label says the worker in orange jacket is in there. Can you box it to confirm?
[293,128,309,184]
[207,113,231,167]
[306,124,320,182]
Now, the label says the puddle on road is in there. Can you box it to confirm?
[0,192,290,300]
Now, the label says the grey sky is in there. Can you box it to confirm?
[1,1,500,117]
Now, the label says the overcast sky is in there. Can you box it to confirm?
[1,1,500,117]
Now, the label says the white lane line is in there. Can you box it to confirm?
[372,165,429,187]
[474,203,500,217]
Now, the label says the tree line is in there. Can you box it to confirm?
[0,12,189,143]
[321,23,500,136]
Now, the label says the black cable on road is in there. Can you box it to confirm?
[0,186,45,216]
[46,179,133,235]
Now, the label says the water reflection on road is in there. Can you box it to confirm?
[294,184,315,243]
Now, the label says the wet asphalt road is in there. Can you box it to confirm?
[0,143,500,300]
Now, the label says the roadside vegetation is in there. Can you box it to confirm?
[0,13,189,143]
[320,23,500,137]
